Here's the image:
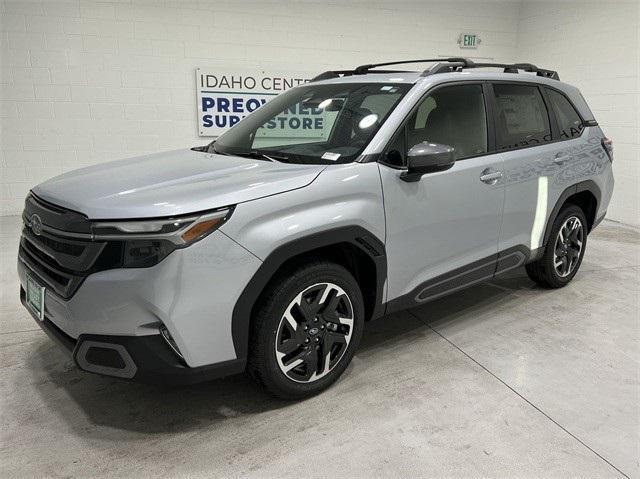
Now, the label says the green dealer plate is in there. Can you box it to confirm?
[26,273,45,321]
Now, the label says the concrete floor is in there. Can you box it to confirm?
[1,214,638,478]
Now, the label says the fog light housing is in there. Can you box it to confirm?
[160,324,183,360]
[123,239,175,268]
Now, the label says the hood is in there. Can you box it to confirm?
[33,149,326,219]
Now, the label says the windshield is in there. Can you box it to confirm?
[211,82,412,164]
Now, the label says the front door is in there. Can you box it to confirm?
[379,83,505,310]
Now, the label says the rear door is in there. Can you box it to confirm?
[379,83,505,309]
[491,82,578,257]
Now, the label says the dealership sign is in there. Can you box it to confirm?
[196,69,311,137]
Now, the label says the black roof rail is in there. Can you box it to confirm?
[476,62,558,80]
[310,70,355,82]
[422,60,559,80]
[310,58,475,82]
[422,59,474,75]
[352,58,474,74]
[310,58,559,83]
[310,69,416,82]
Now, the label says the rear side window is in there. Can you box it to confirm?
[545,88,584,139]
[493,84,551,150]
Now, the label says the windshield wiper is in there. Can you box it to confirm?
[232,150,291,162]
[209,143,292,162]
[228,151,273,162]
[255,151,291,162]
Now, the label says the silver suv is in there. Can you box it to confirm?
[18,58,614,398]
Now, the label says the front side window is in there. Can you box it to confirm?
[493,84,551,150]
[545,88,584,139]
[405,84,488,161]
[212,83,411,164]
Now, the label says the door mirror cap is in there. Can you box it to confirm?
[400,142,455,182]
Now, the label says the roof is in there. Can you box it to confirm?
[310,69,571,89]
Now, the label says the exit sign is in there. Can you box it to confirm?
[458,33,480,49]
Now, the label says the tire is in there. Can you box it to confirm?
[247,261,365,399]
[525,204,588,288]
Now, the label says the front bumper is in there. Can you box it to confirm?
[18,228,262,383]
[21,288,244,384]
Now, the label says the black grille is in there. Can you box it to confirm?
[33,232,85,256]
[19,194,122,299]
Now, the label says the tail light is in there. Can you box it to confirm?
[601,137,613,162]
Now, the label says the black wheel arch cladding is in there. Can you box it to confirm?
[231,226,387,362]
[542,179,600,247]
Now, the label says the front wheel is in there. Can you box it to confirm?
[526,204,587,288]
[247,262,364,399]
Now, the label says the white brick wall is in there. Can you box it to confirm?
[0,0,520,215]
[517,0,639,225]
[5,0,637,227]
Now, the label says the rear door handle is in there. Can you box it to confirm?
[554,155,570,165]
[480,170,503,184]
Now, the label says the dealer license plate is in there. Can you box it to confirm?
[26,273,45,321]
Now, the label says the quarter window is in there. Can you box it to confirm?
[493,84,551,150]
[545,88,584,139]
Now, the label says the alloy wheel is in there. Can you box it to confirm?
[275,282,354,383]
[553,216,584,278]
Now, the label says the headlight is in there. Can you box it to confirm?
[91,207,233,268]
[93,208,232,245]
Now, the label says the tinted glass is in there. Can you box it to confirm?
[546,88,584,139]
[384,129,406,167]
[493,84,551,150]
[405,84,488,160]
[213,83,411,164]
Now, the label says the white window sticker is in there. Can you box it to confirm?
[321,152,341,161]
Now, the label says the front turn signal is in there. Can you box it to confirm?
[181,217,225,244]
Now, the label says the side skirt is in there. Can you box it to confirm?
[385,245,529,314]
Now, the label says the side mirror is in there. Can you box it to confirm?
[400,142,455,182]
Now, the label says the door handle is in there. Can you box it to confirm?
[480,170,503,184]
[553,155,570,165]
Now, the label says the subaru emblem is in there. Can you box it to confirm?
[30,214,43,236]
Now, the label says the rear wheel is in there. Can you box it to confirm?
[526,204,587,288]
[247,262,364,399]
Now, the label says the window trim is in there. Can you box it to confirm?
[378,80,494,168]
[539,86,561,141]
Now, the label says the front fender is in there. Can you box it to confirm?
[220,162,387,360]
